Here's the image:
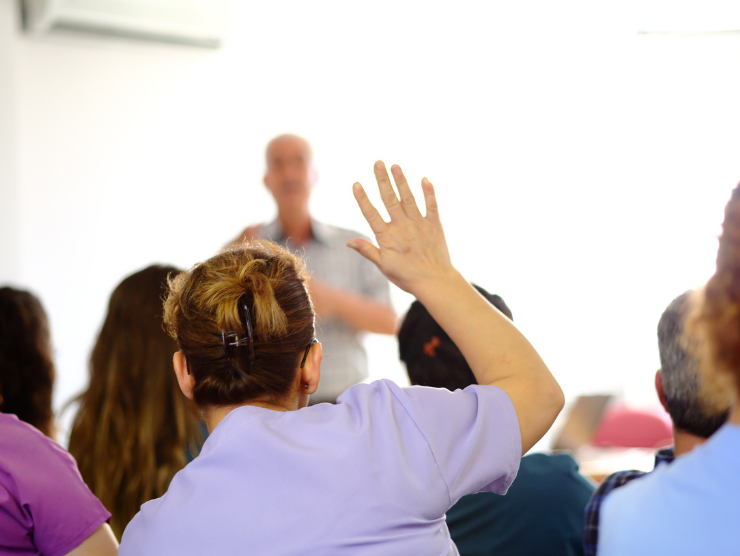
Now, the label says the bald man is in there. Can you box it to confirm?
[229,135,397,402]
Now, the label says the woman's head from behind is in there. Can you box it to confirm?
[692,184,740,410]
[398,285,512,391]
[164,241,318,410]
[0,287,55,438]
[68,264,202,540]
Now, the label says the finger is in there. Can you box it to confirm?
[374,160,404,220]
[421,177,440,223]
[391,164,422,218]
[352,182,388,235]
[347,238,381,267]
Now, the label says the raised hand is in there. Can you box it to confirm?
[348,161,454,296]
[350,160,562,454]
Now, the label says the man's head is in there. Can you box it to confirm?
[657,291,729,438]
[263,135,318,213]
[398,285,513,391]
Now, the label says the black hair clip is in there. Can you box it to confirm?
[220,302,256,372]
[300,338,319,368]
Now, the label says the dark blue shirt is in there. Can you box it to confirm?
[446,452,595,556]
[582,447,674,556]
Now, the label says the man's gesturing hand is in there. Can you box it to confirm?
[348,161,454,296]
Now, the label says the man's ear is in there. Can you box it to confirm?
[299,342,322,395]
[655,369,668,412]
[173,351,196,400]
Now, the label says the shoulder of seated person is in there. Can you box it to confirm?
[1,413,59,451]
[0,414,76,474]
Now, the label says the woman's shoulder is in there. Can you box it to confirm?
[0,413,74,470]
[336,380,514,412]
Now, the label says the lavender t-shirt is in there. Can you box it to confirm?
[120,380,521,556]
[0,413,111,556]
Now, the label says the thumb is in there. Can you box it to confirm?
[347,238,381,267]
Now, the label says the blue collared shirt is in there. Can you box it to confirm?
[599,423,740,556]
[259,219,391,401]
[582,447,674,556]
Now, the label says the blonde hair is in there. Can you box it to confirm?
[690,185,740,410]
[164,241,315,407]
[68,265,203,540]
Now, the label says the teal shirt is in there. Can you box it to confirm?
[446,452,594,556]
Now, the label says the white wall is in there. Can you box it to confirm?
[0,1,20,284]
[1,1,739,444]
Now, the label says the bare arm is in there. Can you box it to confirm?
[64,524,118,556]
[308,280,397,334]
[348,161,564,454]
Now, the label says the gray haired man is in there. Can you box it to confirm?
[582,291,730,556]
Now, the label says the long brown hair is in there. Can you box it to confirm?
[68,265,202,540]
[691,184,740,410]
[164,241,315,408]
[0,287,55,438]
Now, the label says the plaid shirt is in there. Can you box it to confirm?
[260,219,392,401]
[583,447,674,556]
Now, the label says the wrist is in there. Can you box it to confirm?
[410,267,464,304]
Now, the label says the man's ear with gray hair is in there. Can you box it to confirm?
[655,370,668,412]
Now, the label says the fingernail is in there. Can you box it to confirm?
[374,160,385,171]
[391,164,401,175]
[347,240,359,249]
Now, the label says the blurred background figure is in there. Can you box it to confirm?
[0,286,118,555]
[583,290,730,556]
[68,264,204,540]
[398,286,594,556]
[229,134,396,403]
[0,286,56,438]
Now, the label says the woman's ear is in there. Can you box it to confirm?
[173,351,196,400]
[300,342,322,395]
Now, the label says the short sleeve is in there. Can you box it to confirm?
[394,383,522,504]
[0,416,110,556]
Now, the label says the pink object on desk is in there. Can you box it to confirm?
[591,405,673,449]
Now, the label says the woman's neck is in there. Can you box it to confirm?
[204,397,300,434]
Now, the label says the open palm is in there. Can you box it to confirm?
[349,161,454,296]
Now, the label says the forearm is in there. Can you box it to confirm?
[413,269,546,386]
[414,269,564,453]
[65,523,118,556]
[326,289,397,334]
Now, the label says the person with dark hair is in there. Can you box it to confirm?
[119,161,564,554]
[399,287,594,556]
[227,135,397,403]
[398,285,513,393]
[68,265,204,540]
[0,287,118,555]
[0,287,55,437]
[583,290,730,556]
